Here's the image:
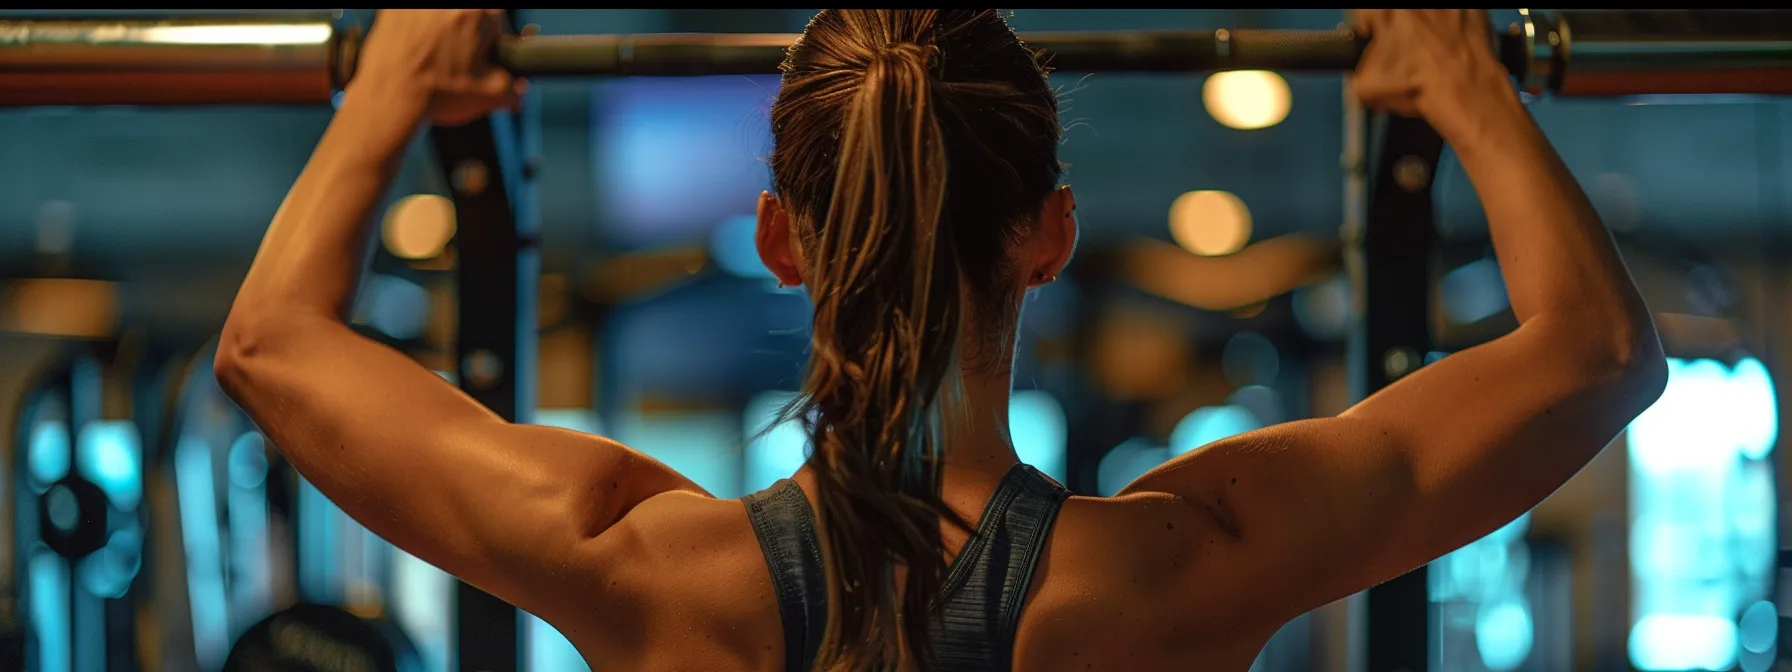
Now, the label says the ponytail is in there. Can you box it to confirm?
[796,41,961,671]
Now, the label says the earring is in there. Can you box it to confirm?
[1033,271,1056,284]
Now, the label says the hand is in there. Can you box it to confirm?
[355,10,527,127]
[1351,10,1512,140]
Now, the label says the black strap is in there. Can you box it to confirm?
[743,466,1069,672]
[930,464,1069,671]
[742,480,829,672]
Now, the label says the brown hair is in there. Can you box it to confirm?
[769,9,1064,670]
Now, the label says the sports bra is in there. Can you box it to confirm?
[741,463,1069,671]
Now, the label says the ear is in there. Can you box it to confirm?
[755,191,804,287]
[1026,185,1078,288]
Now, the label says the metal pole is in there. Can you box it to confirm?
[1348,112,1445,672]
[431,21,540,665]
[7,11,1792,106]
[1530,10,1792,96]
[0,15,346,106]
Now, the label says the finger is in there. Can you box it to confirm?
[1383,9,1416,36]
[1460,10,1494,49]
[486,9,510,33]
[478,9,505,49]
[1352,9,1388,35]
[476,68,520,99]
[1460,9,1491,33]
[1354,88,1421,118]
[1350,76,1397,106]
[1351,31,1391,75]
[1350,66,1417,108]
[473,10,512,77]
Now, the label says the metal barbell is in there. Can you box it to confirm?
[1,10,1789,107]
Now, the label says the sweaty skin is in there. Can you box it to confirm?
[217,9,1665,670]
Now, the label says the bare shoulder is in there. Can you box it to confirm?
[1012,493,1276,669]
[563,491,783,669]
[1041,493,1254,613]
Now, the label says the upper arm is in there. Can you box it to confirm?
[214,315,702,621]
[1123,317,1665,625]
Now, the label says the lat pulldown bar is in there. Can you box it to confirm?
[1,10,1790,107]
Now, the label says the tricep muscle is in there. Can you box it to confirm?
[215,315,701,622]
[1123,317,1664,626]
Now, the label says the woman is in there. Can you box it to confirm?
[217,8,1666,671]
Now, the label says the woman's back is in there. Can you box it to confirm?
[562,466,1271,671]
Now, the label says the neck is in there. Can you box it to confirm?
[937,366,1020,474]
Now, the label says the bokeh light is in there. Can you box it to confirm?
[1168,190,1252,257]
[382,194,458,260]
[1627,357,1778,672]
[1202,70,1292,130]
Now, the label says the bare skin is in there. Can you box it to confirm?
[217,9,1666,671]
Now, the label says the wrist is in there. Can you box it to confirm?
[341,73,431,121]
[329,78,430,157]
[1426,73,1533,153]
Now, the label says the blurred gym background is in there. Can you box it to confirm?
[0,8,1787,672]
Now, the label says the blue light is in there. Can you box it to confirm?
[391,548,453,672]
[77,528,142,599]
[744,391,807,494]
[1220,332,1279,387]
[1440,258,1509,324]
[1098,405,1270,497]
[1010,390,1068,482]
[1169,406,1261,456]
[615,409,742,498]
[174,436,229,671]
[228,432,269,490]
[360,273,431,341]
[227,433,274,631]
[526,613,591,672]
[593,76,779,247]
[1226,385,1285,426]
[1627,357,1777,672]
[1292,275,1350,340]
[1475,598,1534,671]
[1739,600,1777,654]
[28,551,69,672]
[1097,439,1171,497]
[28,421,71,488]
[1631,615,1739,671]
[296,477,341,604]
[710,214,775,280]
[76,420,141,511]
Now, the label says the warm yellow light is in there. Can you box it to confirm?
[138,24,334,46]
[1202,70,1292,131]
[1168,190,1252,256]
[1,278,119,339]
[382,194,457,260]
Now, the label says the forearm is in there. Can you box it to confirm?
[1446,82,1655,348]
[227,80,429,325]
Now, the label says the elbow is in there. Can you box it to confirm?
[213,325,254,401]
[1606,314,1668,411]
[1617,337,1669,415]
[214,316,280,401]
[1552,313,1668,414]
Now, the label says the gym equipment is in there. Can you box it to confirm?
[8,344,165,672]
[222,603,423,672]
[1,10,1790,107]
